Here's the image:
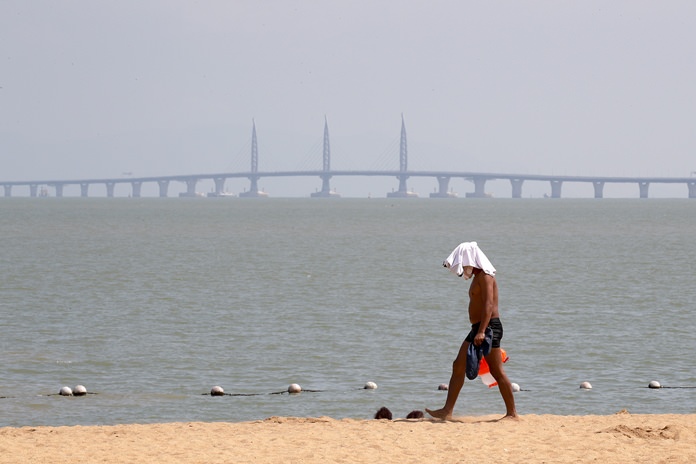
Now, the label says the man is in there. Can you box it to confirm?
[426,242,518,421]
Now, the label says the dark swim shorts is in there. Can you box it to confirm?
[465,317,503,349]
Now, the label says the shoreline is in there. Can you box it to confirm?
[1,413,695,463]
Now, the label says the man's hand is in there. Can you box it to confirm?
[474,331,486,346]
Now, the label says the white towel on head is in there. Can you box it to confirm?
[443,241,496,277]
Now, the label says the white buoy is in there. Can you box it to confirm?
[648,380,661,389]
[438,383,449,391]
[288,383,302,394]
[73,385,87,396]
[511,382,521,392]
[210,385,225,396]
[580,381,592,390]
[59,386,73,396]
[364,381,378,390]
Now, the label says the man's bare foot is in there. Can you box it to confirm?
[425,408,452,420]
[496,414,520,421]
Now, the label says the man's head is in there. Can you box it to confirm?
[443,242,496,278]
[461,265,474,280]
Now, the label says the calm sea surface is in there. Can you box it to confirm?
[1,198,695,427]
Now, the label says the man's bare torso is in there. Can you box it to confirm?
[468,271,499,324]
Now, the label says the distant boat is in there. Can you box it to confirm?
[207,191,236,198]
[179,192,207,198]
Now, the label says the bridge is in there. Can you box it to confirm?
[2,117,695,199]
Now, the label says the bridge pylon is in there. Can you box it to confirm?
[387,115,417,198]
[311,116,339,198]
[240,120,268,198]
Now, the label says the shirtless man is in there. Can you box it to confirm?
[426,242,518,421]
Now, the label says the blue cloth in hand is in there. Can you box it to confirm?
[465,327,493,380]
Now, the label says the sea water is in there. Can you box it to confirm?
[1,198,695,427]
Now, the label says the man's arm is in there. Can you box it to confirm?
[474,274,496,346]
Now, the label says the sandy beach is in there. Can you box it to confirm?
[1,413,694,463]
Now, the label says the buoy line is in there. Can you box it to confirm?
[202,390,326,396]
[15,379,696,399]
[646,385,696,389]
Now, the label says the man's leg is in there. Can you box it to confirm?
[484,347,518,419]
[426,340,469,420]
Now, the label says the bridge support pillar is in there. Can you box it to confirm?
[465,176,487,198]
[157,180,169,197]
[244,176,259,197]
[80,183,89,197]
[592,181,605,199]
[311,175,339,197]
[131,181,142,198]
[510,179,524,198]
[429,176,455,198]
[105,182,115,197]
[184,179,197,197]
[3,185,11,197]
[638,182,650,199]
[29,184,38,197]
[54,184,64,197]
[550,180,563,198]
[398,176,408,193]
[239,176,268,197]
[320,175,330,193]
[688,182,696,198]
[213,177,226,195]
[387,175,417,198]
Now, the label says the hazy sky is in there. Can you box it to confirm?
[2,1,695,197]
